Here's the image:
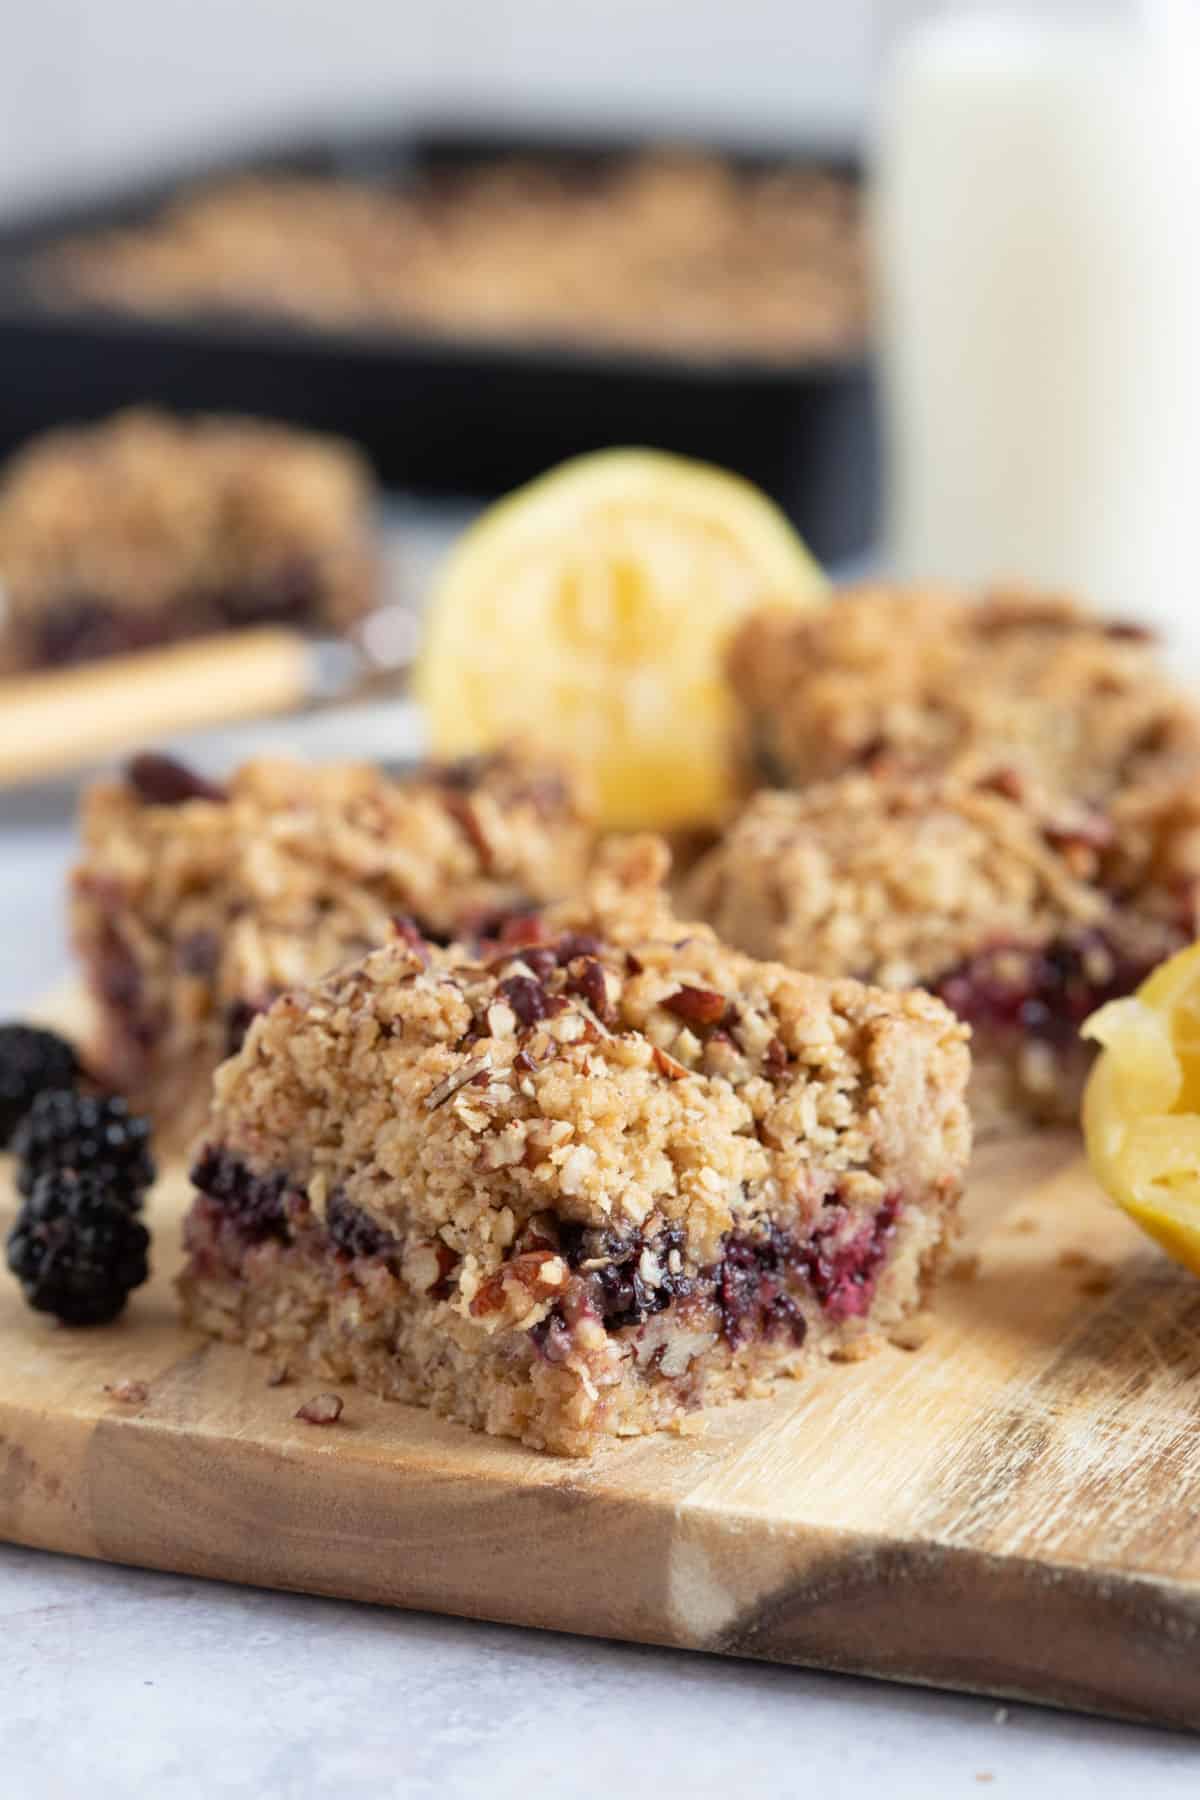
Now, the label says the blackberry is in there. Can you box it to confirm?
[14,1090,155,1203]
[0,1024,80,1147]
[6,1170,150,1325]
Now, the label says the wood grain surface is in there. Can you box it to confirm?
[1,989,1198,1729]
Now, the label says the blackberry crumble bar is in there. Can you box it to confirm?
[41,154,865,364]
[727,587,1200,801]
[0,408,376,673]
[178,897,970,1455]
[685,771,1200,1135]
[72,748,593,1140]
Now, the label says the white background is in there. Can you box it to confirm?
[0,0,878,215]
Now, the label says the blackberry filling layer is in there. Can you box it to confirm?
[194,1158,903,1360]
[325,1191,399,1264]
[934,931,1167,1046]
[189,1146,293,1240]
[26,568,326,671]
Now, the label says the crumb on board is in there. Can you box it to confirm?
[890,1311,936,1352]
[295,1392,343,1426]
[266,1362,290,1388]
[976,1777,995,1786]
[828,1334,883,1364]
[103,1379,148,1405]
[949,1253,980,1283]
[1008,1216,1039,1235]
[1056,1248,1116,1296]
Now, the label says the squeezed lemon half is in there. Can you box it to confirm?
[415,449,826,830]
[1082,942,1200,1276]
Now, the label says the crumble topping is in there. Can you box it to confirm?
[684,770,1195,990]
[727,586,1200,802]
[40,154,866,364]
[686,766,1200,1135]
[71,746,595,1127]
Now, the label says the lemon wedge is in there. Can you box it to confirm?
[415,449,826,830]
[1082,942,1200,1276]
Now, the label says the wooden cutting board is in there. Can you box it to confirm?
[1,990,1199,1730]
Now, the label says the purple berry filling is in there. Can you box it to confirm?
[224,998,275,1059]
[28,563,324,671]
[559,1221,691,1330]
[716,1224,808,1347]
[325,1190,398,1263]
[800,1195,900,1320]
[195,1145,903,1361]
[189,1146,293,1238]
[935,931,1161,1047]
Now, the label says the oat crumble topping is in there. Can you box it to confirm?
[727,587,1200,802]
[72,746,594,1140]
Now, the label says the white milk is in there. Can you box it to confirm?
[874,5,1200,665]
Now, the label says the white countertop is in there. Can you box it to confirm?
[2,810,1197,1796]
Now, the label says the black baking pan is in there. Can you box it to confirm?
[0,124,878,564]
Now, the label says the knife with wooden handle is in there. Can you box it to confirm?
[0,615,413,786]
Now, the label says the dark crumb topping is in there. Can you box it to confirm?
[497,972,565,1027]
[663,985,730,1027]
[432,752,571,819]
[430,752,504,792]
[567,956,614,1025]
[449,923,799,1095]
[391,915,432,959]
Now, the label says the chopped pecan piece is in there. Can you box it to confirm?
[663,985,727,1026]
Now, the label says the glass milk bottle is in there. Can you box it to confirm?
[874,2,1200,667]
